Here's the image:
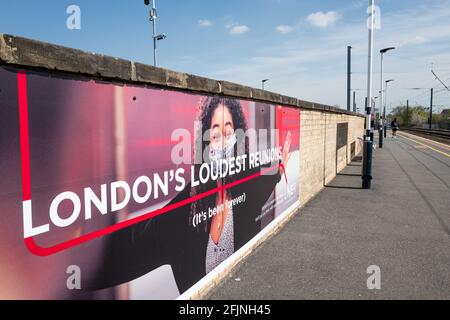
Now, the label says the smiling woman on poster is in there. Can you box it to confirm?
[84,97,291,293]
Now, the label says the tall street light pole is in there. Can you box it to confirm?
[429,88,434,129]
[379,47,395,148]
[347,46,352,111]
[262,79,269,90]
[145,0,167,67]
[384,79,394,136]
[406,99,409,127]
[378,89,383,148]
[362,0,375,190]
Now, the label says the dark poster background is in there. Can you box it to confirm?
[0,66,300,299]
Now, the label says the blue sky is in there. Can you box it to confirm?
[1,0,450,112]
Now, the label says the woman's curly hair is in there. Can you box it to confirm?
[189,96,249,232]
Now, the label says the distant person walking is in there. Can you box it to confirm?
[391,118,400,139]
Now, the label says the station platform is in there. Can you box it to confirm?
[207,131,450,300]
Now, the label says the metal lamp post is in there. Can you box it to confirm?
[145,0,167,67]
[362,0,376,190]
[379,47,395,147]
[262,79,269,90]
[347,46,352,111]
[384,79,394,135]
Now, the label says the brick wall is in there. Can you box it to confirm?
[299,111,365,204]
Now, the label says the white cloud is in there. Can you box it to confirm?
[198,19,213,28]
[225,20,250,35]
[225,21,236,29]
[276,25,294,34]
[395,35,427,48]
[307,11,339,28]
[229,25,250,35]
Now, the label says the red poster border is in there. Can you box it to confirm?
[17,71,287,257]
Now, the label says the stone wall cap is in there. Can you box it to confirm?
[0,33,364,118]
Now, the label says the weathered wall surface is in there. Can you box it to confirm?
[299,111,364,205]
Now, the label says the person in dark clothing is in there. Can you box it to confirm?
[83,97,291,294]
[391,118,400,138]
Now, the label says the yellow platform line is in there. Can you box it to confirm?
[398,133,450,158]
[401,131,450,150]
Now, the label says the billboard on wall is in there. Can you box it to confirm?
[0,66,300,299]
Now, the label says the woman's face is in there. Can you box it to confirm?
[210,104,235,149]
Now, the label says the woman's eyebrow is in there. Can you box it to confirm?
[225,121,233,127]
[212,123,220,129]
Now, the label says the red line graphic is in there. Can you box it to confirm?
[18,71,32,201]
[17,71,283,256]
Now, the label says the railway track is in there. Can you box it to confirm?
[402,128,450,143]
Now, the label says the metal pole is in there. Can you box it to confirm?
[347,46,352,111]
[365,97,368,119]
[406,100,409,127]
[262,81,265,90]
[384,81,388,138]
[379,97,383,147]
[366,1,374,137]
[362,0,375,190]
[152,0,157,66]
[353,91,356,113]
[379,52,384,148]
[429,88,433,129]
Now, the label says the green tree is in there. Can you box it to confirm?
[388,105,429,127]
[437,109,450,129]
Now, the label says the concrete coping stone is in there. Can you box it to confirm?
[0,33,364,118]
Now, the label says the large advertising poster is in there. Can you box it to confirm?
[0,66,300,299]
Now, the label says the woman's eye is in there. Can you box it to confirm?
[213,132,221,141]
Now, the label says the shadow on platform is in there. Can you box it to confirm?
[325,157,363,190]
